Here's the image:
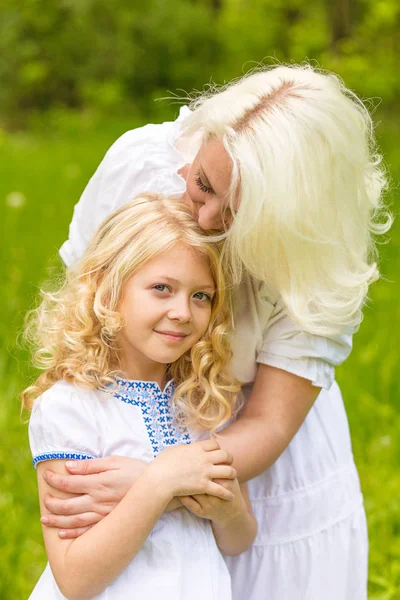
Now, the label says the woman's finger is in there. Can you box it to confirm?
[58,525,92,539]
[41,511,102,529]
[206,482,234,501]
[179,496,203,513]
[43,470,97,495]
[44,493,94,516]
[65,457,116,475]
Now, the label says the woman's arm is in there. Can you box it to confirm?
[37,440,236,600]
[218,364,321,482]
[39,364,318,535]
[39,456,183,537]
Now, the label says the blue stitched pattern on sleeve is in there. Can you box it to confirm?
[113,379,191,456]
[32,452,95,469]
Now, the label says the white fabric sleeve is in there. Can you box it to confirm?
[59,126,158,267]
[59,110,189,268]
[29,381,103,468]
[256,296,353,390]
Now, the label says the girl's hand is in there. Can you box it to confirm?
[179,478,246,525]
[147,439,236,501]
[41,456,146,538]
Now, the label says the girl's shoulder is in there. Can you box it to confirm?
[30,380,101,419]
[29,381,104,466]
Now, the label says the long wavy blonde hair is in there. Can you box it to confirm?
[183,63,391,336]
[22,194,240,434]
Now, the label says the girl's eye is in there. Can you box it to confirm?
[193,292,212,302]
[153,284,170,293]
[195,170,215,195]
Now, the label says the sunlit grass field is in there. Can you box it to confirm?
[0,109,399,599]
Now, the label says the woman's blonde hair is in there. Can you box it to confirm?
[183,63,391,336]
[22,194,240,434]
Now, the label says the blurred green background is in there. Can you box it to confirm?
[0,1,399,598]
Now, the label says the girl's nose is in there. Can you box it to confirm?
[168,297,192,323]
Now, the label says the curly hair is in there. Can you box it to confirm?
[22,194,241,434]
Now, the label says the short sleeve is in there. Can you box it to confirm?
[256,296,353,390]
[59,108,190,267]
[29,381,103,468]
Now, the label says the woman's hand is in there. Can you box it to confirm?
[180,480,258,556]
[147,439,236,501]
[179,478,245,525]
[41,456,146,538]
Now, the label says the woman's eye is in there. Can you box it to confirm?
[195,171,215,195]
[193,292,212,302]
[153,284,170,293]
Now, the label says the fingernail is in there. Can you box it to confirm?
[66,461,77,469]
[41,516,49,525]
[59,530,67,538]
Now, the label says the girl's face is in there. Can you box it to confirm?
[117,243,215,381]
[183,139,234,231]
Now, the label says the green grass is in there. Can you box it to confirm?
[0,109,399,599]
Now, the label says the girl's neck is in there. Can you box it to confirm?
[119,358,167,389]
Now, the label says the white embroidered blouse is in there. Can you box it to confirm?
[28,379,231,600]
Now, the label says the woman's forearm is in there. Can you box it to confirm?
[216,415,288,482]
[217,365,320,482]
[49,471,170,600]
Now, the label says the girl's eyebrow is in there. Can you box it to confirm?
[156,275,216,291]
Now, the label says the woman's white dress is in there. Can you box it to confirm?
[57,107,368,600]
[28,379,232,599]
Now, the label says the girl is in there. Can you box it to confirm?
[43,64,390,599]
[23,194,257,600]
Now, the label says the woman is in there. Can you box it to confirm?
[42,64,389,599]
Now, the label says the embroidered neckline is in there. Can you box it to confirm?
[112,379,190,456]
[114,378,175,396]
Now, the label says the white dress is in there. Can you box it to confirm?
[59,107,368,600]
[28,379,232,600]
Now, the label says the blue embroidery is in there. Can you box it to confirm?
[32,452,95,469]
[113,379,191,456]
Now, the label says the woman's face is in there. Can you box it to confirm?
[183,139,234,231]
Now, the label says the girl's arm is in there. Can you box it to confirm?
[38,460,171,600]
[37,440,236,600]
[211,482,257,555]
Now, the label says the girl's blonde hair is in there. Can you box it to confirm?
[183,64,391,336]
[22,194,240,434]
